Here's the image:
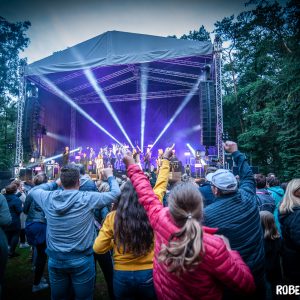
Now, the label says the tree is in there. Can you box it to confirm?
[167,25,211,42]
[0,16,30,170]
[214,0,300,180]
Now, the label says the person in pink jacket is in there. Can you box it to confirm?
[123,153,256,300]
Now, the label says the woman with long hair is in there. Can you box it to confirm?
[279,178,300,283]
[259,211,282,297]
[122,154,255,300]
[93,147,173,300]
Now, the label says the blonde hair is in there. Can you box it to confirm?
[158,182,204,275]
[279,179,300,214]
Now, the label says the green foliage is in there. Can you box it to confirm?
[0,16,30,170]
[214,0,300,180]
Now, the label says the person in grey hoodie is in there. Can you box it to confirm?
[29,164,121,300]
[0,193,12,299]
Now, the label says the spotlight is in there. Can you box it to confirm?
[39,75,122,145]
[151,76,202,148]
[186,144,196,157]
[44,147,80,163]
[84,69,134,148]
[140,65,148,150]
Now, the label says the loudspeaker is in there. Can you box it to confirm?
[199,81,216,146]
[23,97,41,154]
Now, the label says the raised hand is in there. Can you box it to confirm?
[223,141,238,153]
[123,151,135,167]
[101,168,113,180]
[163,144,175,160]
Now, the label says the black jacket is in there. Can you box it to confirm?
[279,206,300,280]
[4,194,22,231]
[204,151,265,283]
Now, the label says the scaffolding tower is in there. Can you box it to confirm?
[213,35,224,164]
[15,63,26,165]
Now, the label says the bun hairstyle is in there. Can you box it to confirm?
[158,182,205,275]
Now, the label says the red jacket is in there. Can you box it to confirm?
[127,164,255,300]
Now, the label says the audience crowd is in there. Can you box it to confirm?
[0,141,299,300]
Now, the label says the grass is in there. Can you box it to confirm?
[3,246,110,300]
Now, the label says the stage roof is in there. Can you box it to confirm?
[25,31,214,104]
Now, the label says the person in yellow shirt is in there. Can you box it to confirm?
[93,146,174,300]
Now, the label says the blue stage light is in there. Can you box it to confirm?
[151,76,202,148]
[140,65,148,150]
[39,75,122,145]
[84,69,134,148]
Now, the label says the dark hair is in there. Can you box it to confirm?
[11,179,22,188]
[60,164,80,189]
[280,182,288,192]
[114,181,153,256]
[255,173,267,189]
[267,176,280,187]
[5,183,18,194]
[76,164,85,175]
[259,211,280,240]
[158,182,204,275]
[33,173,48,186]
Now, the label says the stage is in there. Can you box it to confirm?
[16,31,223,169]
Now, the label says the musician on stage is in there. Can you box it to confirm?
[62,146,69,166]
[95,154,104,179]
[144,147,152,172]
[89,147,96,161]
[80,152,89,172]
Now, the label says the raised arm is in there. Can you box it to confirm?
[224,141,255,196]
[29,181,58,208]
[124,154,163,230]
[153,146,173,202]
[89,169,121,209]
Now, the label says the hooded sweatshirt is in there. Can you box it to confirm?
[29,176,120,259]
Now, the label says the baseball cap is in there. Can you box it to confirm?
[206,169,237,192]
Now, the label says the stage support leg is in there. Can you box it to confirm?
[213,35,224,165]
[15,63,26,166]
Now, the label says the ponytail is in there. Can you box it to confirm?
[158,215,204,275]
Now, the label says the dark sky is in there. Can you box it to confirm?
[0,0,275,62]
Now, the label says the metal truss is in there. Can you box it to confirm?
[76,89,191,104]
[70,108,76,152]
[214,35,224,164]
[66,67,132,94]
[147,75,194,88]
[15,64,26,165]
[147,67,198,80]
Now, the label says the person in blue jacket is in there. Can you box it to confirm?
[29,164,120,300]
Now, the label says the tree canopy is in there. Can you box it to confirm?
[0,16,30,169]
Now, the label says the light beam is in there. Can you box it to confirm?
[84,69,134,148]
[151,76,202,148]
[140,65,148,150]
[39,75,122,145]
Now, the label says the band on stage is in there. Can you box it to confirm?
[26,143,221,180]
